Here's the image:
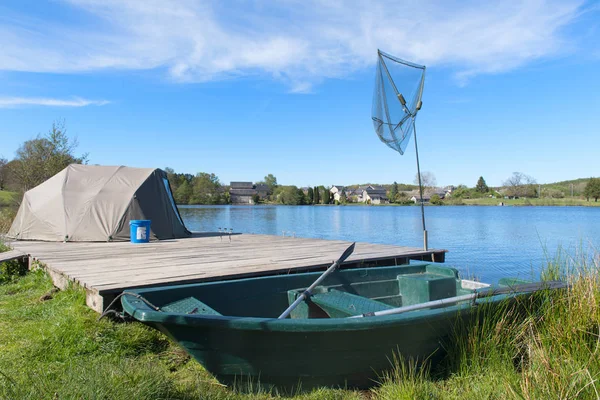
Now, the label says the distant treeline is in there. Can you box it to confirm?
[164,170,600,206]
[164,169,339,205]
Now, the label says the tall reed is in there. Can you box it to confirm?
[374,245,600,399]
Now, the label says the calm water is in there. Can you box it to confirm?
[178,205,600,283]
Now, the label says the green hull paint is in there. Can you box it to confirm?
[121,263,535,390]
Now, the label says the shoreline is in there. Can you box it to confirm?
[177,199,600,207]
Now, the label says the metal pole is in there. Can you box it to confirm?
[348,293,476,318]
[347,280,568,319]
[412,118,427,250]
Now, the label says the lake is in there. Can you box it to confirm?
[178,205,600,283]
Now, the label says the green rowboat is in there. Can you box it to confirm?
[121,263,564,390]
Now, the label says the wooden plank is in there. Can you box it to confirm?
[38,249,429,287]
[22,245,419,277]
[34,251,440,288]
[0,249,27,263]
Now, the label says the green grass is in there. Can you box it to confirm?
[0,269,364,400]
[0,191,18,207]
[373,247,600,399]
[313,198,600,207]
[1,247,599,399]
[462,197,600,207]
[0,191,19,234]
[0,207,16,235]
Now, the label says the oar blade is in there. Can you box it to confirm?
[338,242,355,265]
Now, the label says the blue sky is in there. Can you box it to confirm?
[0,0,599,188]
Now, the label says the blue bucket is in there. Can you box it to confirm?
[129,220,151,243]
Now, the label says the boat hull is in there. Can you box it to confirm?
[148,307,472,389]
[120,263,535,390]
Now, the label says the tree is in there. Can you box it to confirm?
[173,180,192,204]
[307,187,314,204]
[503,172,537,198]
[11,121,88,190]
[542,188,564,199]
[264,174,278,194]
[396,191,409,204]
[475,176,489,193]
[277,185,304,205]
[389,181,399,203]
[164,166,177,190]
[190,172,222,204]
[319,186,330,204]
[2,160,20,192]
[584,177,600,202]
[313,186,319,204]
[430,194,443,205]
[451,184,471,199]
[0,157,7,190]
[414,171,437,188]
[164,167,175,174]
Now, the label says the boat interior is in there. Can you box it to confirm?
[133,263,493,319]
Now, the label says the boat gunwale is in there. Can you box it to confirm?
[120,263,529,331]
[122,292,518,332]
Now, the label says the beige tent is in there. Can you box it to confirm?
[8,164,190,242]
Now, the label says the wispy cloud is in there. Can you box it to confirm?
[0,97,110,108]
[0,0,590,90]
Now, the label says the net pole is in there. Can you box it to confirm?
[412,117,428,250]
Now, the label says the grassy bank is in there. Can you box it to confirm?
[0,265,362,399]
[462,197,600,207]
[1,247,599,399]
[0,190,18,233]
[306,198,600,207]
[0,207,16,234]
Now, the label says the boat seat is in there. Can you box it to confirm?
[161,297,221,315]
[397,273,457,306]
[310,289,394,318]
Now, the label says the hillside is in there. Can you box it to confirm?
[539,178,593,197]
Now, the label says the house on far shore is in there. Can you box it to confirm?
[443,185,455,196]
[359,185,389,204]
[330,185,345,202]
[345,188,360,202]
[409,189,446,204]
[410,195,431,204]
[255,183,269,199]
[229,182,268,204]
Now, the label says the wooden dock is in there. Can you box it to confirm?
[0,249,28,264]
[8,233,446,313]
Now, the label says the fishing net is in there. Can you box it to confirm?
[371,50,426,155]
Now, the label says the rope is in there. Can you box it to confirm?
[98,291,161,321]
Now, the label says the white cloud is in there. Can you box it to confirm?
[0,97,110,108]
[0,0,588,90]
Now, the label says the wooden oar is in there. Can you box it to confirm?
[347,280,568,318]
[278,242,356,319]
